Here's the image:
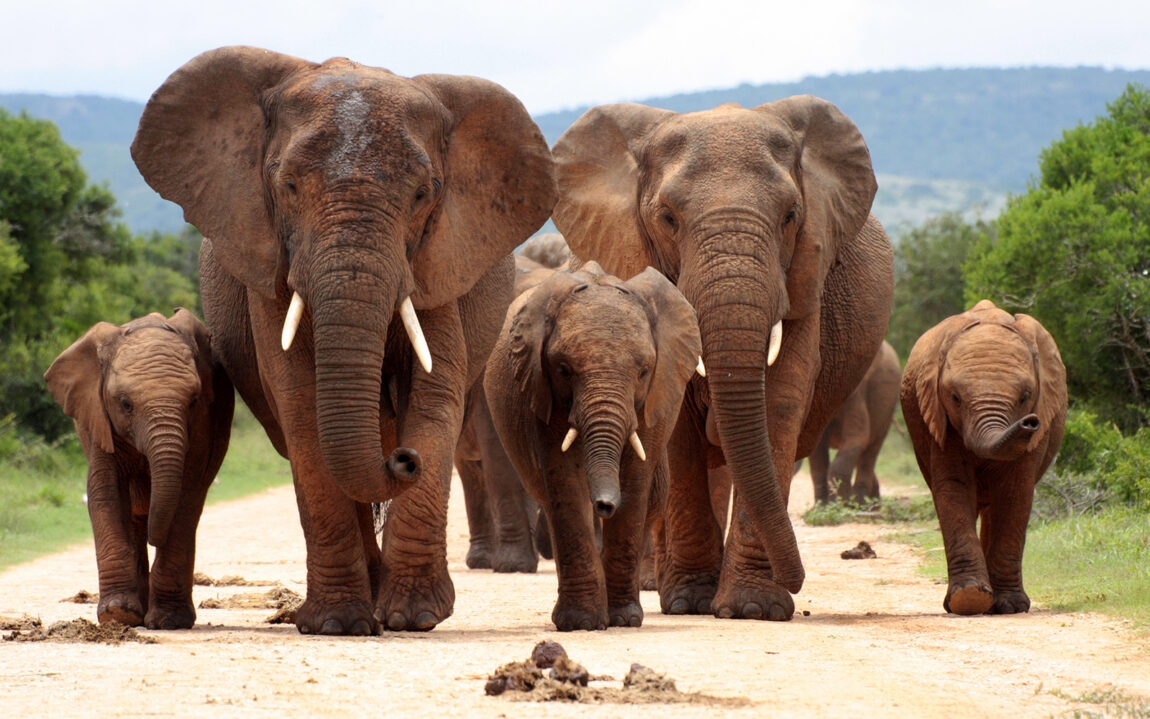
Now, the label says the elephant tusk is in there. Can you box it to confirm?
[696,356,707,377]
[281,292,305,351]
[629,431,647,461]
[400,297,433,374]
[561,427,578,452]
[767,320,783,366]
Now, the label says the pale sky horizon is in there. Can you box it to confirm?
[2,0,1149,115]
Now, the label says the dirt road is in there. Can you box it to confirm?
[2,473,1147,718]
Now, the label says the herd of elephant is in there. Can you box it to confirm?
[42,46,1068,635]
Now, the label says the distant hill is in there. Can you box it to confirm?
[4,66,1148,235]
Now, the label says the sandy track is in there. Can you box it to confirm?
[2,472,1148,718]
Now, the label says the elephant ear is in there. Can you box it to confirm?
[44,322,122,454]
[906,315,963,449]
[411,75,558,309]
[552,103,675,281]
[757,95,877,319]
[1012,313,1067,451]
[131,46,316,298]
[623,267,702,431]
[167,307,216,405]
[507,270,582,424]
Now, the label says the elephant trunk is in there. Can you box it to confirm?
[311,244,420,504]
[141,407,189,547]
[682,227,804,594]
[967,411,1040,461]
[577,376,631,520]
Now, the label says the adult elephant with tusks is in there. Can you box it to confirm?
[552,97,894,621]
[131,46,557,635]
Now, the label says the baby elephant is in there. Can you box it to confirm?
[45,309,233,629]
[485,262,701,630]
[900,300,1066,615]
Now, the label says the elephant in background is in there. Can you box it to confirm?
[131,46,556,634]
[485,262,701,630]
[900,300,1066,615]
[552,96,894,621]
[808,339,900,504]
[45,309,233,629]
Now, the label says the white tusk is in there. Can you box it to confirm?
[561,427,578,452]
[281,292,305,351]
[400,297,433,374]
[767,321,783,366]
[629,431,647,461]
[696,356,707,377]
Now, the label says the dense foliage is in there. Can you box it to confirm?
[0,109,201,442]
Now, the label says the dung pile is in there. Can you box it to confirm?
[484,640,751,706]
[2,616,155,644]
[193,572,263,586]
[197,586,304,624]
[841,541,878,559]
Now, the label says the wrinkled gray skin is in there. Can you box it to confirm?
[901,300,1067,615]
[131,46,556,635]
[485,262,701,630]
[808,340,900,503]
[45,310,233,629]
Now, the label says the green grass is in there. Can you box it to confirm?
[0,402,290,572]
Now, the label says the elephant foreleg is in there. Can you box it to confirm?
[929,446,993,615]
[600,456,654,628]
[86,450,147,626]
[980,462,1037,614]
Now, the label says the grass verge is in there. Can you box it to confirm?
[0,402,290,572]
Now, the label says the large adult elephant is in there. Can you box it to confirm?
[552,97,894,620]
[131,46,557,635]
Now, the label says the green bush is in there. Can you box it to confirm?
[1048,408,1150,512]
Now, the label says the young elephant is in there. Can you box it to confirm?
[45,309,233,629]
[809,340,900,504]
[485,262,701,630]
[900,300,1066,615]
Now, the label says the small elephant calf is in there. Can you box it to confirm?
[45,309,233,629]
[900,300,1066,615]
[485,261,701,630]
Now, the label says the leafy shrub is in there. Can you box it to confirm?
[1046,408,1150,513]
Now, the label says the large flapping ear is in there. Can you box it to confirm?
[44,323,122,454]
[757,95,877,319]
[904,313,976,449]
[1012,313,1068,451]
[167,307,216,405]
[552,103,674,281]
[131,46,315,298]
[410,75,557,309]
[623,267,702,431]
[507,270,583,424]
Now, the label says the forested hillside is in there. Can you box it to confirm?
[3,66,1149,233]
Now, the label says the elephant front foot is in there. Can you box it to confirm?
[944,579,994,615]
[712,577,794,621]
[144,599,196,630]
[608,600,644,628]
[465,539,494,569]
[295,597,377,636]
[989,588,1030,615]
[658,573,718,615]
[552,595,608,631]
[97,591,145,627]
[376,565,455,632]
[493,540,538,574]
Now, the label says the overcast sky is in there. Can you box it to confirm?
[2,0,1148,114]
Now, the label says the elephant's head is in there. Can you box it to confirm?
[911,300,1066,461]
[551,97,876,592]
[45,309,216,547]
[508,263,700,518]
[131,46,557,503]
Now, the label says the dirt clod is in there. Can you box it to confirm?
[841,541,877,559]
[193,573,261,586]
[3,617,156,644]
[530,640,567,668]
[60,590,98,604]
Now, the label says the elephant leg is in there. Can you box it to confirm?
[145,472,213,630]
[929,450,993,615]
[376,302,467,631]
[473,390,537,574]
[638,519,658,591]
[535,505,554,560]
[851,438,883,503]
[546,467,608,632]
[809,431,832,504]
[87,456,147,626]
[659,407,723,615]
[981,464,1036,614]
[601,461,652,628]
[830,393,870,501]
[456,455,495,569]
[248,292,377,636]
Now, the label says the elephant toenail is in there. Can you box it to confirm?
[387,613,407,631]
[413,612,438,631]
[669,598,689,614]
[320,619,343,635]
[768,604,789,621]
[716,606,735,619]
[628,615,642,627]
[351,620,374,636]
[743,602,764,619]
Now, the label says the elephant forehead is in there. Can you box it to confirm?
[651,108,799,161]
[111,332,198,380]
[550,290,654,358]
[946,325,1034,377]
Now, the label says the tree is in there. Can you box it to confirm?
[964,84,1150,429]
[888,212,994,359]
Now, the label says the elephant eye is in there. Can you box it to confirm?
[119,396,133,414]
[557,363,573,378]
[660,209,678,231]
[638,366,650,380]
[1019,389,1031,405]
[414,186,428,202]
[783,207,798,226]
[950,392,961,406]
